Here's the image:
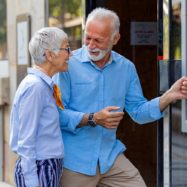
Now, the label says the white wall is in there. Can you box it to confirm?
[0,60,9,78]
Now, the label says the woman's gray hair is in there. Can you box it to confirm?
[29,27,68,64]
[86,7,120,36]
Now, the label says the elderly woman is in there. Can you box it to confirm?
[9,27,71,187]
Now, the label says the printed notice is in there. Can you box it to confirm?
[17,21,28,65]
[131,22,157,46]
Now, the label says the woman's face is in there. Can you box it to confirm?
[52,40,71,72]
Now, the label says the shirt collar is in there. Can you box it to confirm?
[28,68,54,89]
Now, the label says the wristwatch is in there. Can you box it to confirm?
[87,113,97,127]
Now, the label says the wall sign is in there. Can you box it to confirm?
[131,22,157,46]
[16,14,31,87]
[17,21,28,65]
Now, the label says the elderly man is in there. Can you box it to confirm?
[54,8,187,187]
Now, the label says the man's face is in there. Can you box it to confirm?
[84,19,114,62]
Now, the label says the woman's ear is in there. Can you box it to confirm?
[113,33,120,45]
[45,50,54,62]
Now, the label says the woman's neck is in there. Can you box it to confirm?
[34,64,54,77]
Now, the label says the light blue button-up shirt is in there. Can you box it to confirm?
[10,68,64,187]
[54,46,162,176]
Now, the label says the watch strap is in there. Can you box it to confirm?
[88,113,96,127]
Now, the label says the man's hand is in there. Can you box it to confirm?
[94,106,124,129]
[160,76,187,111]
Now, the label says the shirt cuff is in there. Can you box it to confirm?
[24,173,39,187]
[68,111,85,132]
[20,157,39,187]
[59,109,85,133]
[150,97,164,119]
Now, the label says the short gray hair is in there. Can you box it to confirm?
[86,7,120,35]
[29,27,68,64]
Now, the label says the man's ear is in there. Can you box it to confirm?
[112,33,120,45]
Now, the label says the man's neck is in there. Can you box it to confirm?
[93,53,111,68]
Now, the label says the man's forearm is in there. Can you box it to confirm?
[159,89,174,111]
[77,113,89,128]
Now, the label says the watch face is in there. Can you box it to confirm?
[88,113,96,127]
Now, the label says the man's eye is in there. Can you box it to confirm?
[95,40,102,43]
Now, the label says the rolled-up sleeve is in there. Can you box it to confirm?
[58,109,84,133]
[125,64,163,124]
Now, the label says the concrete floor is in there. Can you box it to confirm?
[0,182,14,187]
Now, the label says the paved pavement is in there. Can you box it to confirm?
[0,182,14,187]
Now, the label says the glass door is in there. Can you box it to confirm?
[170,1,186,186]
[161,0,187,186]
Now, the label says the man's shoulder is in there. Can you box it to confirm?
[71,47,85,61]
[112,51,134,67]
[72,47,83,55]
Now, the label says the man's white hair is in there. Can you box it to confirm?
[86,7,120,35]
[29,27,68,65]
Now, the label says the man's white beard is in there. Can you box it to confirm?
[86,47,111,61]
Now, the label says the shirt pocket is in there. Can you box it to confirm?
[71,81,98,106]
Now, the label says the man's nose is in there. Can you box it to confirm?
[88,39,96,49]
